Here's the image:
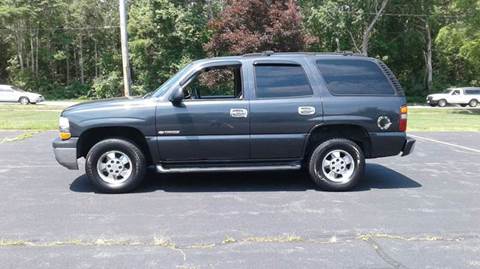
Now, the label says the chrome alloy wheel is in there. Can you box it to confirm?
[96,150,132,184]
[321,149,355,183]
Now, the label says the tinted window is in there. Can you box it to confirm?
[465,89,480,95]
[316,60,395,95]
[255,65,313,98]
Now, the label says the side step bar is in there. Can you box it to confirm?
[156,164,301,173]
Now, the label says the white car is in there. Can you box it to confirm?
[0,84,44,105]
[426,87,480,107]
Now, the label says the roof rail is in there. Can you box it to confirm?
[243,50,275,57]
[242,51,366,57]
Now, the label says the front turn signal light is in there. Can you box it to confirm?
[59,132,71,140]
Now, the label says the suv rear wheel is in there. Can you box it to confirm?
[86,138,146,193]
[308,138,364,191]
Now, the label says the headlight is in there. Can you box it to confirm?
[59,117,71,140]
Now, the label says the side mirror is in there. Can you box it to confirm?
[169,86,184,105]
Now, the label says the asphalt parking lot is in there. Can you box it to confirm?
[0,131,479,268]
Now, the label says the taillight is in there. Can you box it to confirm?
[399,105,408,132]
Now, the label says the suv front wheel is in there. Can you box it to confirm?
[86,138,146,193]
[308,138,364,191]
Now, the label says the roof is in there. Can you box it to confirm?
[194,51,371,64]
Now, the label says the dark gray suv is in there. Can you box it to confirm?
[52,52,415,193]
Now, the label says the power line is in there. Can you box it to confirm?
[0,25,119,31]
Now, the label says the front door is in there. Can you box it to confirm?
[156,63,250,161]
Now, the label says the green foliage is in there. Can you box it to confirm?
[0,0,479,100]
[90,71,123,99]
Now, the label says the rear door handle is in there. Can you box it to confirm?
[298,106,315,115]
[230,108,248,118]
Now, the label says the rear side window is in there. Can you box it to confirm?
[465,89,480,95]
[254,64,313,98]
[316,59,395,95]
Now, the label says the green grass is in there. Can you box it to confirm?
[0,104,63,130]
[0,104,479,132]
[408,108,480,132]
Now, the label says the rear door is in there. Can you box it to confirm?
[249,60,322,159]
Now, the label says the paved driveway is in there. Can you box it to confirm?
[0,131,479,268]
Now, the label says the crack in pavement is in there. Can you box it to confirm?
[0,232,477,266]
[360,236,409,269]
[0,131,41,144]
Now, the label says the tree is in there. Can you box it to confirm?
[204,0,315,55]
[128,0,210,93]
[305,0,390,56]
[435,0,480,86]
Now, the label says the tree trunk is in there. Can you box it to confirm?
[79,36,85,84]
[361,0,389,56]
[14,26,24,71]
[424,20,433,91]
[73,48,78,81]
[30,27,35,74]
[35,29,39,77]
[66,44,70,84]
[94,39,99,78]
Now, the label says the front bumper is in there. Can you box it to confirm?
[426,97,437,105]
[52,137,79,170]
[32,96,44,103]
[401,136,416,156]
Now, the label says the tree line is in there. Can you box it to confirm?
[0,0,479,101]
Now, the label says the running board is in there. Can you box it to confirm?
[156,163,301,173]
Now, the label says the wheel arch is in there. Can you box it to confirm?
[77,126,153,165]
[18,96,30,102]
[303,124,372,159]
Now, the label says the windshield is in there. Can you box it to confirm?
[11,86,24,92]
[150,63,193,98]
[443,89,453,94]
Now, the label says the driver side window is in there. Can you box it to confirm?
[183,65,242,100]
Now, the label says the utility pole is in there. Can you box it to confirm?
[119,0,131,96]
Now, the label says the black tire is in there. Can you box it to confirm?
[438,99,447,107]
[469,99,478,107]
[86,138,146,193]
[308,138,364,191]
[19,97,30,105]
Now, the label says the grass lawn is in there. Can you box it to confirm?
[0,103,479,131]
[0,104,63,130]
[408,108,480,132]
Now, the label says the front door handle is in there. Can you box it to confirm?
[298,106,315,115]
[230,108,248,118]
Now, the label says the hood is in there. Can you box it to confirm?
[25,92,41,98]
[62,96,145,115]
[427,93,448,98]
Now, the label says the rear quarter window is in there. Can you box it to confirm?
[316,59,395,95]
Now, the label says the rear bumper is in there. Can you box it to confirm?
[368,132,415,158]
[52,137,79,170]
[401,136,416,156]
